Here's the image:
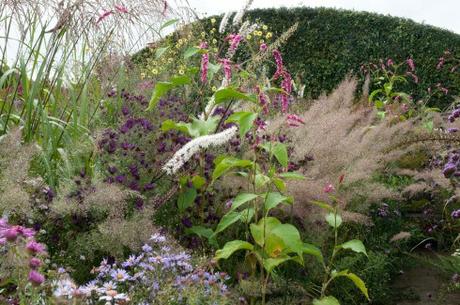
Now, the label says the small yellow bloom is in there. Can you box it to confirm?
[210,28,216,33]
[140,72,146,79]
[211,18,216,24]
[167,58,173,63]
[201,32,206,38]
[266,32,273,39]
[212,39,217,44]
[246,34,252,40]
[212,86,217,92]
[213,47,218,53]
[178,38,184,44]
[256,31,263,36]
[262,25,268,30]
[259,39,265,44]
[152,69,158,75]
[178,69,185,75]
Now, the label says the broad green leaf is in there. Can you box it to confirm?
[271,223,304,257]
[255,172,270,188]
[265,233,286,258]
[310,200,334,212]
[147,75,190,110]
[264,192,292,212]
[214,87,256,105]
[161,119,192,135]
[279,172,305,180]
[250,217,281,247]
[184,46,201,58]
[263,257,292,273]
[191,175,206,189]
[215,240,253,260]
[186,226,218,248]
[332,270,369,300]
[230,193,259,212]
[225,111,258,138]
[160,18,179,31]
[177,187,197,212]
[273,143,288,167]
[303,243,324,263]
[313,296,340,305]
[272,177,286,191]
[155,46,169,59]
[338,240,368,256]
[325,212,342,228]
[212,157,253,181]
[189,116,220,137]
[214,211,242,235]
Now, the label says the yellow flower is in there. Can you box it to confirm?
[266,32,273,39]
[262,25,268,30]
[152,69,158,75]
[212,39,217,44]
[210,28,216,33]
[140,72,146,79]
[246,34,252,40]
[211,18,216,24]
[212,86,217,92]
[213,47,218,53]
[259,39,265,44]
[178,38,184,44]
[178,69,185,75]
[201,32,206,38]
[167,58,173,63]
[256,31,263,36]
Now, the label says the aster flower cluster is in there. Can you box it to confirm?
[52,233,232,305]
[100,90,191,197]
[0,219,47,288]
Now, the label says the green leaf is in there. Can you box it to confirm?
[273,143,288,167]
[325,212,342,228]
[177,187,197,212]
[240,208,255,224]
[184,46,201,58]
[147,75,190,110]
[191,175,206,189]
[264,192,292,212]
[263,257,292,273]
[214,211,242,235]
[272,177,286,191]
[230,193,259,212]
[160,18,179,31]
[212,157,253,182]
[155,46,170,59]
[250,217,281,247]
[215,240,253,260]
[189,116,220,137]
[332,270,369,300]
[279,172,305,180]
[271,223,304,257]
[161,119,192,135]
[310,200,334,212]
[214,87,256,105]
[186,226,218,248]
[225,111,258,138]
[313,296,340,305]
[338,239,368,256]
[303,243,324,263]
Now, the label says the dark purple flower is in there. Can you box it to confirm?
[122,105,130,116]
[26,240,45,254]
[29,257,42,269]
[115,175,125,183]
[144,183,155,191]
[108,166,118,174]
[443,163,456,178]
[181,217,193,228]
[451,209,460,219]
[448,128,459,133]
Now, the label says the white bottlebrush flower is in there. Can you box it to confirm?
[239,22,258,39]
[232,0,254,26]
[163,126,238,175]
[219,11,233,33]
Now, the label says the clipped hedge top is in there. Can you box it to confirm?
[136,6,460,108]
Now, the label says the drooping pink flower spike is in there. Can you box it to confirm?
[162,0,168,16]
[115,4,128,14]
[96,9,114,24]
[286,114,305,126]
[323,183,335,193]
[199,42,209,83]
[406,58,415,71]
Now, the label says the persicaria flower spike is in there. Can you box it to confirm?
[97,9,113,24]
[406,58,415,71]
[220,59,232,81]
[200,42,209,83]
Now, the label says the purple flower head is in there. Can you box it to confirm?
[110,268,130,282]
[259,43,268,52]
[452,209,460,219]
[406,58,415,71]
[443,163,457,178]
[28,270,45,286]
[29,257,42,269]
[121,105,130,116]
[26,240,46,254]
[143,183,155,191]
[108,166,118,174]
[142,244,153,253]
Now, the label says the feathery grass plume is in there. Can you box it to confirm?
[266,78,437,223]
[0,129,36,217]
[163,126,238,175]
[390,231,412,242]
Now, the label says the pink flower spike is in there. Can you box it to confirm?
[220,58,232,81]
[323,183,335,193]
[200,53,209,83]
[97,10,113,24]
[286,114,305,125]
[162,0,168,16]
[115,4,128,14]
[406,58,415,71]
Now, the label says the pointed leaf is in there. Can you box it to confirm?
[303,243,324,263]
[271,223,304,256]
[325,212,342,228]
[155,46,170,59]
[338,240,367,256]
[184,46,201,59]
[279,172,305,180]
[215,240,253,260]
[212,157,253,181]
[214,87,257,105]
[263,257,292,273]
[160,18,179,31]
[264,192,292,212]
[273,143,288,167]
[214,211,242,235]
[332,270,369,300]
[230,193,259,212]
[313,296,340,305]
[310,200,334,212]
[177,187,197,212]
[225,111,258,138]
[250,217,281,247]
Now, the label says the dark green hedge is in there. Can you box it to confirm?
[244,7,460,108]
[136,7,460,108]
